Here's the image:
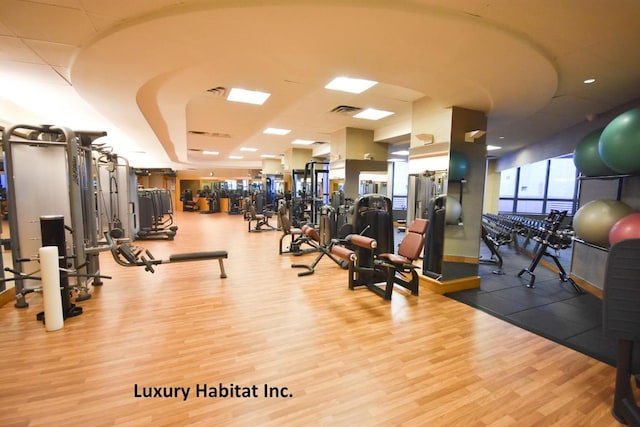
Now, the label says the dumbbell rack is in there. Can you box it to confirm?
[517,210,582,293]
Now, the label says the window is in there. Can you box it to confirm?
[391,160,408,214]
[547,158,577,199]
[517,200,544,214]
[498,199,515,212]
[518,160,547,199]
[498,155,577,215]
[392,161,408,196]
[499,167,517,198]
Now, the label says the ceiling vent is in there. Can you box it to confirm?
[206,86,227,97]
[330,105,362,114]
[188,130,232,138]
[208,132,231,138]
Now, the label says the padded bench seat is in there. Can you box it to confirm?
[169,251,228,278]
[106,231,229,279]
[169,251,228,262]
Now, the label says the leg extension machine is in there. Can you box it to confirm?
[291,225,348,276]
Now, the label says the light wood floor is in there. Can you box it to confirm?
[0,211,630,426]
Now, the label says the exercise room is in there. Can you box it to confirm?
[1,2,640,426]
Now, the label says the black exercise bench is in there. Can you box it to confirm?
[106,233,228,278]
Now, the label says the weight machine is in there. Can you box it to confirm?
[95,151,138,240]
[331,194,427,300]
[2,124,113,311]
[406,170,446,226]
[407,171,447,279]
[137,188,178,240]
[291,161,330,227]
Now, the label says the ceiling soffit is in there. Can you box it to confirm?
[71,1,557,167]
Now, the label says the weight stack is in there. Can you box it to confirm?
[40,215,82,319]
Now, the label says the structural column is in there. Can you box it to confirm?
[329,127,389,200]
[409,97,488,289]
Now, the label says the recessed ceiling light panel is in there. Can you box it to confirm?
[227,88,271,105]
[353,108,394,120]
[240,147,258,152]
[324,77,378,94]
[202,150,219,155]
[264,127,291,135]
[228,155,243,159]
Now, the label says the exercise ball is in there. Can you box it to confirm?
[448,151,468,181]
[598,108,640,174]
[445,196,462,225]
[609,212,640,245]
[573,199,635,247]
[573,128,615,176]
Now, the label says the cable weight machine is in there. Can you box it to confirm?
[408,170,447,279]
[2,124,113,312]
[290,161,330,227]
[95,151,138,241]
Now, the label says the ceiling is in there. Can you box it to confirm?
[1,0,639,174]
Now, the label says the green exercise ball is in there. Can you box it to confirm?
[573,199,635,247]
[598,108,640,174]
[448,151,468,181]
[573,128,616,176]
[445,196,462,225]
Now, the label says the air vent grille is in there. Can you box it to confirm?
[330,105,362,114]
[209,132,231,138]
[206,86,227,97]
[188,130,231,138]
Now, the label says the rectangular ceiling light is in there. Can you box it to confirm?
[227,88,271,105]
[229,155,243,159]
[487,145,502,151]
[291,139,315,146]
[202,150,219,155]
[353,108,394,120]
[390,150,410,156]
[240,147,258,152]
[264,127,291,135]
[324,77,378,94]
[261,154,278,158]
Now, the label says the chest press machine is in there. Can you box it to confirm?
[105,232,228,278]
